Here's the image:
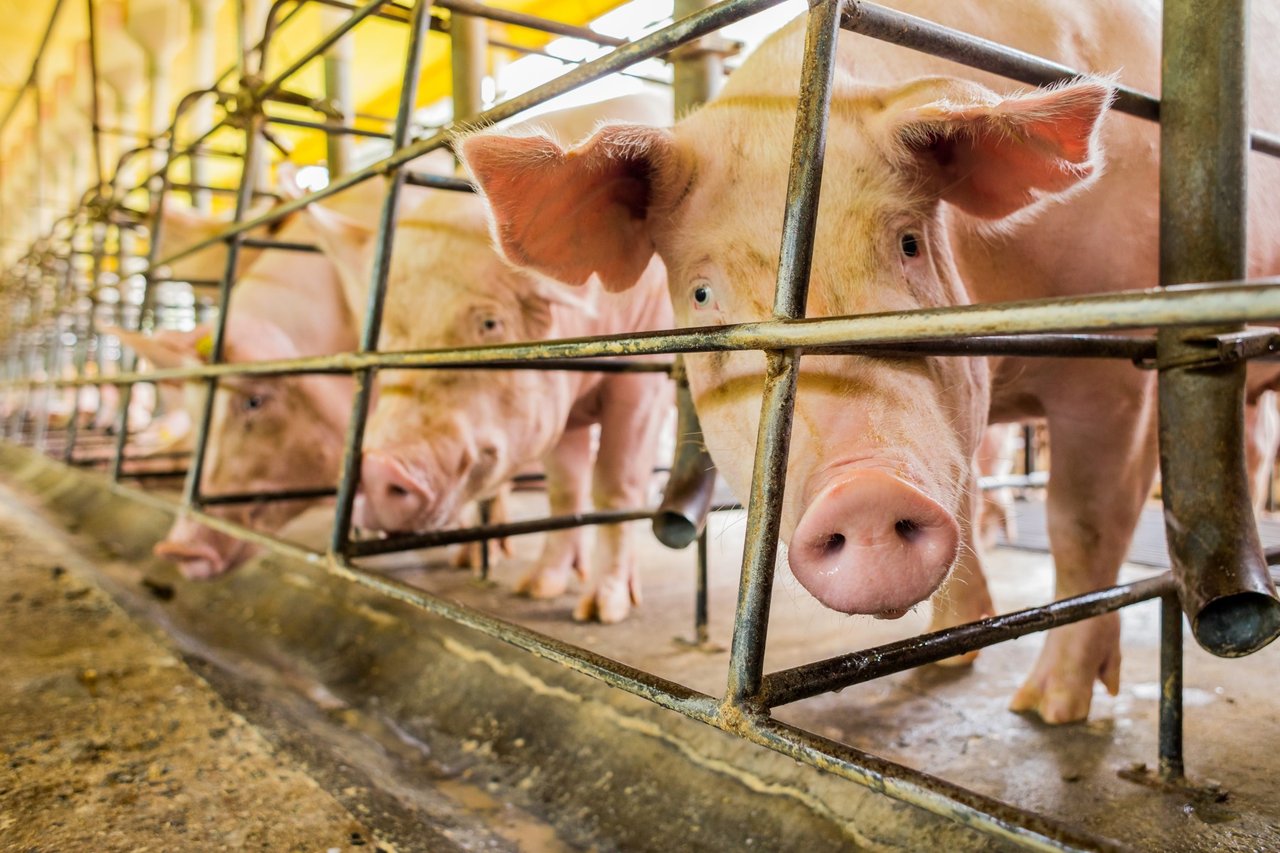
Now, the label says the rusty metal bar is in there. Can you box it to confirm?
[761,575,1174,708]
[724,0,844,709]
[439,0,625,48]
[1158,593,1185,782]
[330,0,436,554]
[402,170,476,192]
[199,485,339,506]
[348,508,655,557]
[1157,0,1280,658]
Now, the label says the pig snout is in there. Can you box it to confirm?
[789,469,959,618]
[357,451,434,532]
[153,519,250,580]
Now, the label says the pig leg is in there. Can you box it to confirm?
[516,427,592,599]
[574,376,669,624]
[1010,374,1158,724]
[928,463,995,666]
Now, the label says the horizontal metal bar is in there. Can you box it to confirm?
[349,508,654,557]
[266,114,393,139]
[760,574,1175,708]
[437,0,627,47]
[116,469,190,480]
[19,280,1280,389]
[199,486,338,506]
[842,1,1277,158]
[842,2,1159,121]
[402,171,476,192]
[237,237,323,253]
[809,333,1156,361]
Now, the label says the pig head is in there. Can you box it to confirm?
[308,192,606,535]
[463,74,1111,617]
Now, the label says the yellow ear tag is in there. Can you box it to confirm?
[195,334,214,360]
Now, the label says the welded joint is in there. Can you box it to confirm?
[666,33,742,62]
[1137,327,1280,370]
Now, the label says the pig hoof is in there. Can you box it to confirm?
[573,576,638,624]
[516,565,571,599]
[1009,681,1095,725]
[452,543,482,571]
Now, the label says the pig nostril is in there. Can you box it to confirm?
[895,518,922,542]
[819,533,845,555]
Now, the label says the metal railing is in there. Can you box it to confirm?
[3,1,1280,850]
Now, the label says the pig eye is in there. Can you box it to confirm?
[243,394,266,412]
[691,282,716,310]
[478,315,503,335]
[900,233,921,258]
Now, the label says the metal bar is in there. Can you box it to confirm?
[724,0,844,709]
[15,281,1280,389]
[266,114,392,139]
[1157,0,1280,658]
[258,0,395,102]
[349,509,655,557]
[330,0,436,554]
[0,0,68,136]
[1158,593,1185,782]
[450,4,487,122]
[695,527,710,645]
[761,575,1173,708]
[145,0,791,275]
[238,237,323,253]
[402,171,476,192]
[200,486,339,506]
[437,0,626,48]
[183,111,268,507]
[84,0,106,193]
[840,1,1278,157]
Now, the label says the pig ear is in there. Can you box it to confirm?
[887,77,1114,219]
[304,202,375,319]
[461,124,684,293]
[113,325,213,369]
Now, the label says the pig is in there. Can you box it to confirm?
[308,94,674,623]
[118,177,385,579]
[975,424,1020,551]
[1246,390,1280,515]
[461,2,1280,721]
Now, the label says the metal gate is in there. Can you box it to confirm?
[3,1,1280,849]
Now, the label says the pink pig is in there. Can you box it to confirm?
[462,2,1280,722]
[309,94,675,623]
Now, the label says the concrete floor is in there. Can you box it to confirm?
[2,445,1278,851]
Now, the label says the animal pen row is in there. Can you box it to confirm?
[3,1,1280,850]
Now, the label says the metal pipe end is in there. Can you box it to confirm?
[654,509,701,550]
[1191,591,1280,657]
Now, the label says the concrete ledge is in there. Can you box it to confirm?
[0,442,1008,852]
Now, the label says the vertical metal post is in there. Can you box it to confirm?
[450,8,487,123]
[1158,0,1280,657]
[330,0,436,554]
[63,222,106,463]
[189,0,225,212]
[182,114,265,505]
[1158,593,1185,782]
[696,527,710,645]
[723,0,843,709]
[322,3,356,176]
